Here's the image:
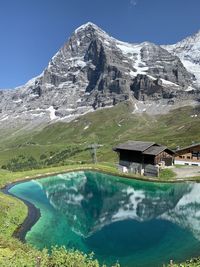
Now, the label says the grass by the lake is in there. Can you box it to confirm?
[159,168,177,179]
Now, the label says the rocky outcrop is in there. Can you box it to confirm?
[0,22,200,131]
[130,75,163,101]
[163,30,200,86]
[141,43,195,87]
[130,74,199,102]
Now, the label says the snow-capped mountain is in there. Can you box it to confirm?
[0,22,200,132]
[163,30,200,87]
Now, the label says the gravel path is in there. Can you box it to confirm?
[172,166,200,178]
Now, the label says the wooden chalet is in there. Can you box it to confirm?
[113,141,174,176]
[175,143,200,166]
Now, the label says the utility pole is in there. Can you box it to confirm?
[88,144,102,164]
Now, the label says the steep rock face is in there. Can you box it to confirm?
[131,75,163,101]
[130,74,199,102]
[163,30,200,86]
[140,43,194,87]
[0,22,200,131]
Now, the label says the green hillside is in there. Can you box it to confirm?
[0,101,200,169]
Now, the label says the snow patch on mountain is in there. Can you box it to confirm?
[116,42,149,76]
[47,106,57,121]
[163,30,200,86]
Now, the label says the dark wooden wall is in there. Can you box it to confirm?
[155,151,173,165]
[117,149,173,166]
[118,150,143,163]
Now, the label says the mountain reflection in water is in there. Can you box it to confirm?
[37,171,200,240]
[9,171,200,267]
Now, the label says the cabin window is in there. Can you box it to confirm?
[179,156,183,158]
[187,156,190,159]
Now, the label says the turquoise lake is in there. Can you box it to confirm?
[9,171,200,267]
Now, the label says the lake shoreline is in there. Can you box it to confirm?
[0,167,152,243]
[2,182,41,242]
[2,169,200,267]
[1,166,200,242]
[1,166,199,190]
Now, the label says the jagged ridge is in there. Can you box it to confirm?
[0,22,200,132]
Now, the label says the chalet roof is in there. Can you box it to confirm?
[114,141,175,156]
[143,145,167,155]
[176,143,200,154]
[113,141,156,152]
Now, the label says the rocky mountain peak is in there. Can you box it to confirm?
[170,29,200,50]
[163,29,200,86]
[0,23,200,132]
[74,22,109,36]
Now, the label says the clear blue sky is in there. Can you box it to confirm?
[1,0,200,89]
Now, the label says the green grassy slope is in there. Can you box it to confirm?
[0,101,199,167]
